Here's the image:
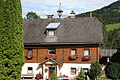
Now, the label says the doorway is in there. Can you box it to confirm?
[49,67,56,78]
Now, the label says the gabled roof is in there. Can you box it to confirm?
[24,17,103,44]
[101,49,117,57]
[39,58,63,66]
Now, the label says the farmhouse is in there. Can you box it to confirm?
[21,17,103,80]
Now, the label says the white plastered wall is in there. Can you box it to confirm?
[60,63,91,79]
[21,63,42,78]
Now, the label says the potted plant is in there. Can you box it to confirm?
[35,73,43,80]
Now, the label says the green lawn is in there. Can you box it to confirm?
[99,77,111,80]
[106,23,120,31]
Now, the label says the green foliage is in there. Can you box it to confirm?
[99,77,111,80]
[105,51,120,79]
[76,68,86,80]
[103,28,120,49]
[88,61,102,80]
[51,72,58,80]
[106,23,120,31]
[26,11,40,19]
[76,0,120,25]
[0,0,24,80]
[105,62,120,79]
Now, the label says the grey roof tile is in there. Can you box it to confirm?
[24,17,103,44]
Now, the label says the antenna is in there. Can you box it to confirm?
[59,3,61,9]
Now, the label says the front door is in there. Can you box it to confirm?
[49,67,56,78]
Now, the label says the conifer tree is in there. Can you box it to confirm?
[51,72,58,80]
[76,68,86,80]
[0,0,24,80]
[88,61,102,80]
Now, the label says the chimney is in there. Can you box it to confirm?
[70,10,76,18]
[90,11,92,17]
[47,15,54,19]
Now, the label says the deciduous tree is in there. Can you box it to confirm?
[26,11,40,19]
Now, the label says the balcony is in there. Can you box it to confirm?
[82,56,90,61]
[46,55,57,59]
[69,55,78,60]
[25,54,34,59]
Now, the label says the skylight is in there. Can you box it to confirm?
[46,23,60,29]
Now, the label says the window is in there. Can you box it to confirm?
[71,68,76,75]
[48,30,55,36]
[28,49,32,55]
[71,49,76,55]
[48,48,56,54]
[84,49,90,56]
[28,67,33,74]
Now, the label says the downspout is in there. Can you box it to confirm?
[37,47,38,63]
[96,45,98,61]
[62,48,64,63]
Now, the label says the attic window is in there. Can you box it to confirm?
[48,30,55,36]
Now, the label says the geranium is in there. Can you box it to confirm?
[35,73,43,80]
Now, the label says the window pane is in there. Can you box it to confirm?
[28,49,32,55]
[84,49,90,56]
[49,48,56,54]
[71,68,76,75]
[28,67,33,74]
[48,30,55,36]
[71,49,76,55]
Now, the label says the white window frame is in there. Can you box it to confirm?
[48,30,55,36]
[84,49,90,56]
[71,67,76,75]
[71,49,76,55]
[27,67,33,74]
[28,49,32,55]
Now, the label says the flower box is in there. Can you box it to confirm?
[25,54,34,59]
[69,55,78,60]
[46,55,57,59]
[82,56,90,61]
[35,73,43,80]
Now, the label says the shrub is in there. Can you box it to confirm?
[51,72,58,80]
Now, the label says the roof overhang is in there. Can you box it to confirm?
[39,58,63,66]
[24,42,102,46]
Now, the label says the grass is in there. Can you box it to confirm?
[99,77,111,80]
[106,23,120,31]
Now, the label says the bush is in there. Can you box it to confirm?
[76,68,86,80]
[51,72,58,80]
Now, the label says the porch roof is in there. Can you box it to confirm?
[39,58,63,66]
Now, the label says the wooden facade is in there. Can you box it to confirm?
[24,44,101,64]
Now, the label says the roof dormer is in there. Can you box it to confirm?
[46,23,60,37]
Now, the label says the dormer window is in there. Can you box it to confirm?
[46,23,60,37]
[48,30,55,36]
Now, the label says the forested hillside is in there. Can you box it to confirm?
[76,0,120,25]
